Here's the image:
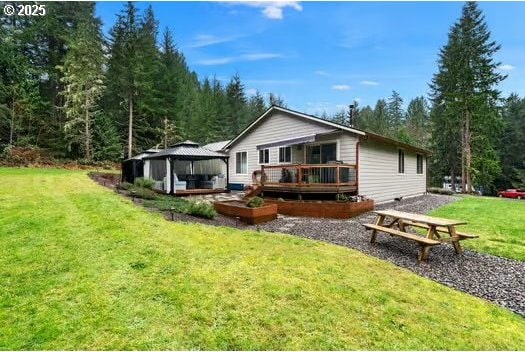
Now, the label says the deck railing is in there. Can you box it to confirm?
[260,163,357,188]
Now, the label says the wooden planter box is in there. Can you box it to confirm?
[214,201,278,225]
[265,199,374,219]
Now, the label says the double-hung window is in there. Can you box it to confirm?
[259,149,269,164]
[417,154,423,174]
[279,146,291,163]
[236,151,247,174]
[398,150,405,174]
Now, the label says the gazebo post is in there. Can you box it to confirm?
[169,157,175,195]
[223,157,230,192]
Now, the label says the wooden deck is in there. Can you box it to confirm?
[260,163,357,194]
[173,188,227,197]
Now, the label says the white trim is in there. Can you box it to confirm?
[223,106,365,150]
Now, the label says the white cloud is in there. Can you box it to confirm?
[314,70,330,77]
[242,53,283,61]
[196,53,283,66]
[498,64,515,71]
[332,84,351,91]
[197,57,236,65]
[360,80,379,86]
[226,1,302,20]
[189,34,238,48]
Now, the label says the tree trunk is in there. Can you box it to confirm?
[85,95,91,161]
[461,124,466,193]
[465,110,472,193]
[450,166,456,192]
[9,95,15,145]
[128,95,133,159]
[164,117,168,149]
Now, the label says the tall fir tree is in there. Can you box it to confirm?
[405,96,430,147]
[430,1,506,192]
[57,14,105,160]
[225,73,247,137]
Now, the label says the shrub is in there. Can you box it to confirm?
[129,186,158,200]
[184,201,216,219]
[336,193,350,202]
[246,196,264,208]
[427,187,454,195]
[134,177,155,189]
[118,182,133,190]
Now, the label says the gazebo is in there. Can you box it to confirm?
[142,140,229,195]
[121,148,161,184]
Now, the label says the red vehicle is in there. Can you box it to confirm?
[498,189,525,199]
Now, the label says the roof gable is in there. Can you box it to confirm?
[223,105,365,150]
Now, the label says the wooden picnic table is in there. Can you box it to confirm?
[364,209,478,261]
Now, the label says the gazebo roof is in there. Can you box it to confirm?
[144,140,227,161]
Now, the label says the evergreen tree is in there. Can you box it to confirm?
[269,93,286,107]
[371,99,389,135]
[225,73,247,137]
[105,1,141,158]
[430,1,506,192]
[354,105,374,131]
[387,90,404,138]
[57,15,105,161]
[496,94,525,189]
[405,96,430,147]
[247,91,267,120]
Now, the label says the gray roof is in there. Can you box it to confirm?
[144,141,227,160]
[125,148,162,161]
[203,140,231,152]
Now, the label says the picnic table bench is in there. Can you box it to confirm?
[363,209,478,261]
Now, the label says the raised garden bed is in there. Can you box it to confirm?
[214,200,278,225]
[265,199,374,219]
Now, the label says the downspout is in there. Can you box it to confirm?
[355,138,360,195]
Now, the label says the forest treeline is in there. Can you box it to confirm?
[0,1,524,193]
[0,2,282,162]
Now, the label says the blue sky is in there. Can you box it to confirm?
[96,1,525,115]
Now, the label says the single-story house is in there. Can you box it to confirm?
[221,105,430,203]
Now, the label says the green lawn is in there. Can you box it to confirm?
[0,168,524,350]
[429,195,525,261]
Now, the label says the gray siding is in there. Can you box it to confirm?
[358,139,427,202]
[227,111,358,184]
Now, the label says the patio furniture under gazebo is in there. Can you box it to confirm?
[142,140,229,195]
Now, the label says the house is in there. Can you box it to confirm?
[221,105,430,203]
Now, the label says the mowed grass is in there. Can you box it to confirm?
[429,196,525,261]
[0,168,524,350]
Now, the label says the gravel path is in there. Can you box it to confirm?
[133,189,525,317]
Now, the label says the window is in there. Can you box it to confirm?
[417,154,424,174]
[236,151,247,174]
[398,150,405,173]
[258,149,269,164]
[279,146,292,163]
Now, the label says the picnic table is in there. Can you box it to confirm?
[364,209,478,261]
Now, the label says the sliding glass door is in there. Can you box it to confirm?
[306,143,337,164]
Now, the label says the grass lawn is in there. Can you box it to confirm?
[0,168,524,350]
[429,195,525,261]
